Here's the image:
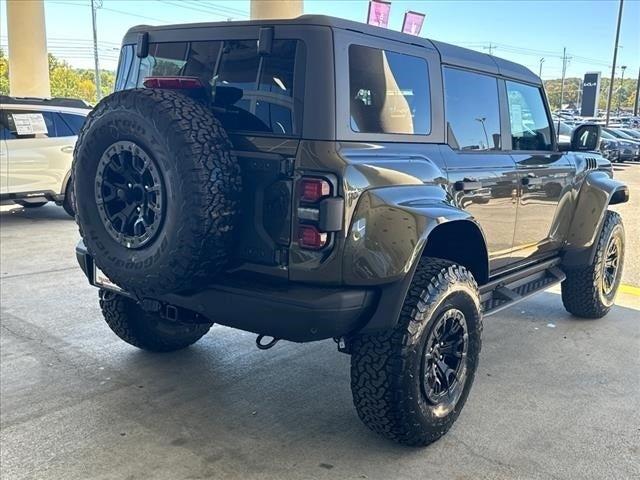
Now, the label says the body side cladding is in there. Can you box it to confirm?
[562,170,629,267]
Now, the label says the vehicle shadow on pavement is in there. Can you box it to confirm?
[70,290,638,479]
[0,204,74,223]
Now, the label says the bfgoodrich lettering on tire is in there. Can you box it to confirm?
[73,88,241,295]
[350,258,482,446]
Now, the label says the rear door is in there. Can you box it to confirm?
[440,67,519,271]
[505,80,576,263]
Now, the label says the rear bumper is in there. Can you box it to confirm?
[76,241,378,342]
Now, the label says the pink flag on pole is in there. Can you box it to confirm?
[402,11,426,36]
[367,0,392,28]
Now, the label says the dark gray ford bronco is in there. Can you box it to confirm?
[74,15,629,446]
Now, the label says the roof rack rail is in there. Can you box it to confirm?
[0,95,92,109]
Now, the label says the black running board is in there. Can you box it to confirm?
[480,258,566,316]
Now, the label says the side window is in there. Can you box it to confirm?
[3,110,55,139]
[59,113,87,135]
[52,113,74,137]
[348,44,431,135]
[506,81,553,151]
[444,68,501,151]
[115,44,135,91]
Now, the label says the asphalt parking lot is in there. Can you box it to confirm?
[1,164,639,480]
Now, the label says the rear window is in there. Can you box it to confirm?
[117,39,304,137]
[348,44,430,135]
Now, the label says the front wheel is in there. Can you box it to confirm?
[99,290,212,352]
[561,210,624,318]
[350,258,482,446]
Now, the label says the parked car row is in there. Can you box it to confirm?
[0,95,91,215]
[554,117,640,163]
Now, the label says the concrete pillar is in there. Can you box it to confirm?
[250,0,303,20]
[6,0,51,97]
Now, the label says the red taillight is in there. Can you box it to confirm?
[142,76,205,90]
[298,225,327,249]
[300,178,331,203]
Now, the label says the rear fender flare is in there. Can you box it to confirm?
[343,185,488,286]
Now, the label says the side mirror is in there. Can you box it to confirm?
[570,123,601,151]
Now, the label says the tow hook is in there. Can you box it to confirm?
[256,335,279,350]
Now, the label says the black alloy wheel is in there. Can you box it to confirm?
[422,308,469,414]
[95,140,165,249]
[602,234,622,297]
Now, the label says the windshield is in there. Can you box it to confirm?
[612,129,636,140]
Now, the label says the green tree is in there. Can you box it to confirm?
[0,49,114,103]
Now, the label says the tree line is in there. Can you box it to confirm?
[0,49,114,104]
[543,77,637,112]
[1,49,638,113]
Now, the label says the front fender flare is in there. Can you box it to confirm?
[563,171,629,266]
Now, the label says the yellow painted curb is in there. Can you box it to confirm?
[619,284,640,297]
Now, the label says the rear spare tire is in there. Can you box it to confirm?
[73,89,241,295]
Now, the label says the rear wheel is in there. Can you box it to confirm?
[350,258,482,446]
[561,210,624,318]
[99,289,212,352]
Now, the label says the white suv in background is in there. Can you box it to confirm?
[0,96,91,216]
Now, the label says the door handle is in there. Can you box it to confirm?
[61,146,74,154]
[454,180,482,192]
[521,177,542,186]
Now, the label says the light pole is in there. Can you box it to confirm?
[539,57,545,78]
[617,65,627,114]
[91,0,103,102]
[605,0,624,126]
[634,67,640,116]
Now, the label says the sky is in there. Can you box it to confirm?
[0,0,638,80]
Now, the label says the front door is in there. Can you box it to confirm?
[440,67,519,271]
[505,81,576,263]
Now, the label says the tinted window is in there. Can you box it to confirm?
[216,40,260,91]
[506,81,553,151]
[349,45,430,135]
[557,122,573,136]
[444,68,501,150]
[138,42,188,81]
[53,113,74,136]
[3,110,55,139]
[130,39,302,136]
[115,44,135,90]
[59,113,87,135]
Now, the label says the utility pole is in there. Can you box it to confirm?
[605,0,624,126]
[91,0,103,101]
[617,65,627,113]
[559,47,568,111]
[634,66,640,116]
[539,57,545,78]
[483,43,495,56]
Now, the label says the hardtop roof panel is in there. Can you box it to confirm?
[123,14,539,84]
